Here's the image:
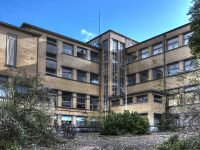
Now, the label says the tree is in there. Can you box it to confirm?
[188,0,200,57]
[0,74,57,149]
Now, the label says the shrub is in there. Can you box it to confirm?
[0,75,57,149]
[100,111,149,135]
[158,135,185,150]
[158,135,200,150]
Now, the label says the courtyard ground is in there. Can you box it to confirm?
[50,132,173,150]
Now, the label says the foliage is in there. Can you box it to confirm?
[158,135,185,150]
[0,75,57,149]
[188,0,200,57]
[100,111,149,135]
[158,135,200,150]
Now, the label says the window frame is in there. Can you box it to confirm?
[168,62,180,76]
[6,33,17,67]
[140,48,149,59]
[167,37,179,51]
[63,42,73,55]
[136,94,148,103]
[139,70,149,83]
[62,67,73,79]
[152,43,163,55]
[152,66,163,80]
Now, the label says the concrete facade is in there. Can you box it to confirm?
[0,21,194,127]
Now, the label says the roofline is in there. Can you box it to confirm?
[126,23,191,51]
[20,23,100,50]
[0,21,41,37]
[87,29,138,43]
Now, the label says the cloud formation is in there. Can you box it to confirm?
[81,29,96,42]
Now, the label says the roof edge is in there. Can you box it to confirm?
[21,22,100,50]
[87,29,138,43]
[0,21,41,37]
[126,23,191,51]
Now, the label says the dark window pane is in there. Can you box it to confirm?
[154,95,162,103]
[168,63,179,76]
[137,95,148,103]
[77,47,87,59]
[152,67,163,80]
[62,67,72,79]
[62,92,72,108]
[90,73,99,84]
[140,70,148,83]
[63,43,73,55]
[77,94,86,109]
[127,74,136,85]
[77,70,86,82]
[91,51,99,62]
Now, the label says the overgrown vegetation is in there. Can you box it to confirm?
[100,111,149,135]
[0,75,57,149]
[158,135,200,150]
[188,0,200,58]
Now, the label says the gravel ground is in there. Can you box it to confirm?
[52,132,173,150]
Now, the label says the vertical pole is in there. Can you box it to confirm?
[125,90,127,110]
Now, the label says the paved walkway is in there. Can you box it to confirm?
[55,132,173,150]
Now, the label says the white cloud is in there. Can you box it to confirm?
[80,29,96,42]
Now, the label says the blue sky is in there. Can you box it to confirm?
[0,0,192,42]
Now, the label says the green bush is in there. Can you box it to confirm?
[158,135,200,150]
[100,111,149,135]
[158,135,185,150]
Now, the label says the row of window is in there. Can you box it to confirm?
[127,59,197,85]
[46,37,100,62]
[127,32,192,63]
[111,94,162,106]
[58,91,99,111]
[49,66,99,84]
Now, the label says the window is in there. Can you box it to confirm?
[152,43,163,55]
[62,92,72,108]
[152,67,163,80]
[137,95,148,103]
[168,63,179,76]
[61,115,72,122]
[184,59,197,72]
[112,39,118,52]
[46,37,57,75]
[127,74,136,85]
[90,96,99,111]
[77,94,86,109]
[77,70,86,82]
[76,116,85,127]
[154,95,162,103]
[0,76,8,97]
[111,99,120,106]
[46,58,57,75]
[140,48,149,59]
[6,34,17,67]
[63,43,73,55]
[140,70,149,83]
[127,52,137,63]
[154,113,161,126]
[183,32,193,45]
[90,51,99,62]
[46,37,57,55]
[90,73,99,84]
[62,67,72,79]
[127,97,133,104]
[167,37,179,50]
[77,47,87,59]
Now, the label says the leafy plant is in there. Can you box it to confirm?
[100,111,149,135]
[0,75,57,149]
